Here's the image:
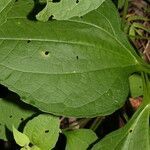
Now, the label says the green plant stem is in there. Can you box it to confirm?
[90,117,103,131]
[79,118,92,128]
[122,112,129,122]
[122,0,129,27]
[62,118,92,132]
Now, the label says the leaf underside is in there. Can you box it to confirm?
[0,0,140,117]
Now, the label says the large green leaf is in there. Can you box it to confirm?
[36,0,105,21]
[92,104,150,150]
[0,0,142,117]
[0,93,35,140]
[64,129,98,150]
[23,114,60,150]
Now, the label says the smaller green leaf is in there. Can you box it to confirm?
[36,0,105,21]
[129,74,143,97]
[64,129,98,150]
[129,25,136,37]
[13,126,30,147]
[24,114,60,150]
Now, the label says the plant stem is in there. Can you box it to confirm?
[62,118,92,132]
[90,117,103,131]
[78,118,92,128]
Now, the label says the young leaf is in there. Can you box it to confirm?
[23,114,60,150]
[92,104,150,150]
[13,126,30,147]
[36,0,106,21]
[0,0,145,117]
[0,95,35,140]
[64,129,98,150]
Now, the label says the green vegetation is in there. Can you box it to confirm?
[0,0,149,149]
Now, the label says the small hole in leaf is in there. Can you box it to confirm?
[15,0,18,2]
[9,115,12,118]
[27,40,31,43]
[76,56,79,60]
[45,51,50,56]
[27,3,46,21]
[52,0,61,2]
[76,0,79,3]
[139,86,142,88]
[49,15,54,20]
[129,130,132,133]
[0,123,1,126]
[45,130,49,133]
[29,143,33,147]
[21,118,24,121]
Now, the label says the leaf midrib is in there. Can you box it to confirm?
[0,63,136,76]
[0,37,94,47]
